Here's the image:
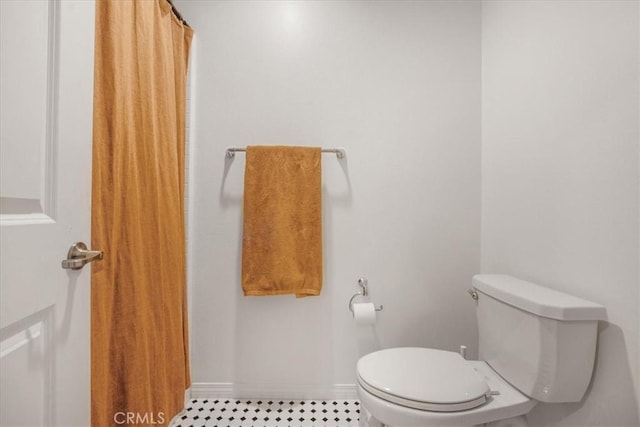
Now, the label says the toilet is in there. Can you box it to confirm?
[356,274,607,427]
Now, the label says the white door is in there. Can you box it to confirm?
[0,1,95,426]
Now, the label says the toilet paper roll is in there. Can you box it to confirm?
[352,302,377,325]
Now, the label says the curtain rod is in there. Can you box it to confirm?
[226,147,346,159]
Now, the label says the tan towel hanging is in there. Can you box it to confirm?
[241,145,323,297]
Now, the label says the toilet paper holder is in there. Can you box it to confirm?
[348,277,384,313]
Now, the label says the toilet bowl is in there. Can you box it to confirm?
[356,274,606,427]
[356,348,535,427]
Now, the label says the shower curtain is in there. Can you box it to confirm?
[91,1,193,425]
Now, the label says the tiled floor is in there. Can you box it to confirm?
[171,399,360,427]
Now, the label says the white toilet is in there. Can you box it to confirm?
[356,274,606,427]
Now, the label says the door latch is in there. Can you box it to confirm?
[61,242,103,270]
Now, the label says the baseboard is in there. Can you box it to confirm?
[190,382,358,400]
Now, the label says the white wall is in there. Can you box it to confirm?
[481,1,640,426]
[177,0,481,396]
[177,0,640,423]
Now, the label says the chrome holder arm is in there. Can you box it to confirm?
[358,277,368,296]
[348,277,383,313]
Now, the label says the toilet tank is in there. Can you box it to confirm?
[472,274,606,403]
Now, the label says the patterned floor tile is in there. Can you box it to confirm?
[171,399,360,427]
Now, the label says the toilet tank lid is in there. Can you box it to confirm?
[472,274,607,321]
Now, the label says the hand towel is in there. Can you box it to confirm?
[242,145,323,297]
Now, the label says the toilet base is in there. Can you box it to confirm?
[360,405,384,427]
[359,407,528,427]
[484,416,529,427]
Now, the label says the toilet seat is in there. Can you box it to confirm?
[357,359,536,427]
[357,348,491,412]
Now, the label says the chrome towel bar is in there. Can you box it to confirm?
[226,147,346,159]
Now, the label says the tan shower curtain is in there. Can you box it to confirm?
[91,1,193,426]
